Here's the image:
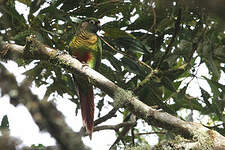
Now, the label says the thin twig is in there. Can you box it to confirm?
[203,123,225,129]
[94,108,117,126]
[80,121,136,137]
[109,114,137,150]
[151,6,157,31]
[131,128,135,146]
[137,131,167,136]
[133,69,158,93]
[93,121,136,132]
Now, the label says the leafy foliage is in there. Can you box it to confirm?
[0,115,9,130]
[0,0,225,148]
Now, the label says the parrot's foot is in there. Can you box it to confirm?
[56,50,69,56]
[0,43,9,57]
[81,63,90,73]
[81,62,89,67]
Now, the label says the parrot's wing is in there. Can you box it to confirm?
[95,37,102,71]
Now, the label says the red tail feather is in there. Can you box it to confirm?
[73,73,94,139]
[79,85,94,139]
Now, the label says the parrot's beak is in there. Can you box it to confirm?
[97,22,101,30]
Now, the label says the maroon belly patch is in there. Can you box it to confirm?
[73,51,92,63]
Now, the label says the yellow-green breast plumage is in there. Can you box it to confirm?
[69,18,102,69]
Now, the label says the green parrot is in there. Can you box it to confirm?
[69,18,102,139]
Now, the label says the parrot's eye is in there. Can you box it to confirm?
[89,20,95,24]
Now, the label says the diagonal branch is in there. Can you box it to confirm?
[109,114,137,150]
[79,108,118,137]
[93,121,136,132]
[94,108,118,126]
[1,36,225,149]
[0,64,89,150]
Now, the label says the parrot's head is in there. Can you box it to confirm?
[79,17,101,34]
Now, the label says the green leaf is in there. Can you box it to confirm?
[0,115,9,129]
[99,63,120,83]
[70,17,82,24]
[104,28,135,39]
[0,1,27,33]
[31,144,44,149]
[156,17,174,32]
[207,56,220,81]
[17,0,31,6]
[171,86,203,111]
[174,40,192,61]
[13,30,31,45]
[39,5,67,21]
[161,76,176,92]
[45,73,74,98]
[121,57,142,75]
[30,0,45,14]
[127,14,154,30]
[200,87,211,106]
[214,46,225,61]
[116,37,146,54]
[203,77,221,97]
[103,52,123,72]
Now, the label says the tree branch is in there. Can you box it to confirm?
[137,131,167,136]
[94,108,117,126]
[80,121,136,138]
[109,114,136,149]
[0,64,89,150]
[94,121,136,132]
[79,108,118,137]
[1,37,225,149]
[0,132,59,150]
